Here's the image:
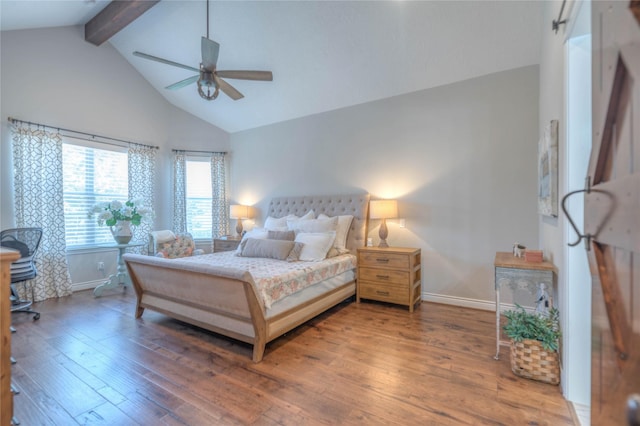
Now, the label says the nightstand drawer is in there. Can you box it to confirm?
[214,238,241,253]
[358,251,409,269]
[358,267,408,286]
[358,281,407,304]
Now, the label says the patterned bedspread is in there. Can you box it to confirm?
[176,251,357,309]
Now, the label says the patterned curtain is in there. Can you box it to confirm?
[172,151,187,233]
[11,125,73,301]
[211,153,229,239]
[128,144,156,254]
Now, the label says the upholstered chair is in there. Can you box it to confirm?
[148,230,204,259]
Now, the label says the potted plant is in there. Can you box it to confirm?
[503,305,561,385]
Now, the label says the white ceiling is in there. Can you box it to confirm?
[1,1,544,133]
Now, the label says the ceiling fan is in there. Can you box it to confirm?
[132,0,272,101]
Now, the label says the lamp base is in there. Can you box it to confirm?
[235,220,243,237]
[378,218,390,248]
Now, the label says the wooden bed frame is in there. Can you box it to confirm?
[123,193,369,362]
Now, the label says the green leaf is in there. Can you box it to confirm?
[502,304,561,352]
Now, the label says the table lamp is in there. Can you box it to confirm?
[229,204,249,237]
[369,199,398,247]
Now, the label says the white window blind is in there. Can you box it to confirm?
[186,159,212,239]
[62,142,128,247]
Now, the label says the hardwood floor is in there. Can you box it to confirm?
[9,289,575,425]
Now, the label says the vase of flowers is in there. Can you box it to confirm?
[111,220,133,244]
[89,199,153,244]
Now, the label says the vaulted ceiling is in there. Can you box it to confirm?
[1,1,544,133]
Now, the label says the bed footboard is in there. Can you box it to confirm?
[124,253,268,361]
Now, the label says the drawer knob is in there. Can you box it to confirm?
[376,258,390,263]
[376,274,389,280]
[376,290,390,296]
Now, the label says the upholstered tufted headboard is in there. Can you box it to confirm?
[267,193,370,254]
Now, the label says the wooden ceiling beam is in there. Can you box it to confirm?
[85,0,160,46]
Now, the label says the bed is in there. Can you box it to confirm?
[123,193,369,362]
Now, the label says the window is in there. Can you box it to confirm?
[62,141,128,247]
[185,159,212,239]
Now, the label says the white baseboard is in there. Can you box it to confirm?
[422,292,495,311]
[571,402,590,426]
[421,292,535,313]
[72,280,102,292]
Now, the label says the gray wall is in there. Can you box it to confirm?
[230,65,540,309]
[0,25,541,309]
[0,26,230,288]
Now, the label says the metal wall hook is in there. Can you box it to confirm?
[561,185,592,251]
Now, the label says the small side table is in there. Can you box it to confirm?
[94,243,144,297]
[494,252,556,360]
[357,247,422,312]
[214,237,241,253]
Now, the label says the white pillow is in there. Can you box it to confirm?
[295,231,337,261]
[318,214,354,250]
[299,210,315,220]
[287,216,338,233]
[264,215,295,231]
[235,227,269,254]
[264,210,314,231]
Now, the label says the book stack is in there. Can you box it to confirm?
[524,250,543,263]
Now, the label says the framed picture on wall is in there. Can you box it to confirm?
[538,119,559,217]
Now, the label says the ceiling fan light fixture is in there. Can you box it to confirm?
[197,78,219,100]
[133,0,271,101]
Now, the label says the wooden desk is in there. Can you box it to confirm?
[494,252,556,360]
[1,248,21,426]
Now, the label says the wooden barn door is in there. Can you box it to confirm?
[587,1,640,424]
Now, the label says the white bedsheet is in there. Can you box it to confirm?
[175,251,357,309]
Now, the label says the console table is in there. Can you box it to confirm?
[93,243,143,297]
[494,252,556,360]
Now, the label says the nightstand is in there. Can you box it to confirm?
[214,237,241,253]
[357,247,422,312]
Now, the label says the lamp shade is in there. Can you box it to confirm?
[369,199,398,219]
[229,204,249,219]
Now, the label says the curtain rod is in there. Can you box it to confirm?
[172,149,227,155]
[7,116,159,150]
[552,0,567,33]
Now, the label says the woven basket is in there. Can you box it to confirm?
[510,339,560,385]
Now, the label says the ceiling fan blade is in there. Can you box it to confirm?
[133,51,199,73]
[216,70,273,81]
[201,37,220,70]
[214,75,244,100]
[165,75,199,90]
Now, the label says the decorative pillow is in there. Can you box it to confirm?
[286,242,305,262]
[268,230,296,241]
[325,247,351,259]
[238,238,296,261]
[157,233,195,259]
[287,216,338,234]
[294,231,336,261]
[236,227,269,254]
[318,213,354,250]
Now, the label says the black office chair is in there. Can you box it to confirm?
[1,228,42,320]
